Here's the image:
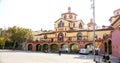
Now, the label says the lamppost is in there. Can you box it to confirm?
[90,0,96,61]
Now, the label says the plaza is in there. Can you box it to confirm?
[0,50,95,63]
[0,50,120,63]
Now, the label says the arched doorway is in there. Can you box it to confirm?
[43,44,48,52]
[108,40,112,54]
[70,44,79,53]
[50,44,58,52]
[61,44,68,53]
[36,44,41,51]
[28,44,32,51]
[85,43,93,53]
[104,42,107,53]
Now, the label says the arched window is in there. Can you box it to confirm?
[64,15,66,19]
[69,15,72,19]
[58,21,64,27]
[73,23,75,27]
[69,23,70,27]
[44,35,47,39]
[58,33,64,41]
[117,12,119,15]
[79,23,83,29]
[51,38,54,42]
[77,33,82,40]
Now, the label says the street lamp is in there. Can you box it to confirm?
[90,0,96,61]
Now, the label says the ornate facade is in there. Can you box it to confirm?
[26,7,113,53]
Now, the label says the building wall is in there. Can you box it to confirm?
[26,29,112,52]
[112,28,120,57]
[26,7,113,53]
[110,8,120,57]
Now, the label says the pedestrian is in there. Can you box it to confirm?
[102,55,106,62]
[107,61,111,63]
[59,50,61,56]
[95,61,98,63]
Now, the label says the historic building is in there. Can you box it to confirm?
[109,8,120,57]
[26,7,113,53]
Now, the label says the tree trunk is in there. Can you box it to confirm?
[13,41,16,50]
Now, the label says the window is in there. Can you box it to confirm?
[51,38,53,42]
[68,37,71,41]
[73,23,75,27]
[77,33,82,40]
[44,35,47,39]
[58,21,64,27]
[69,23,70,27]
[64,15,66,19]
[58,33,64,41]
[117,12,119,15]
[36,40,38,42]
[79,23,83,29]
[69,15,72,19]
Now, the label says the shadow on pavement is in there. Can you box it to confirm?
[74,55,94,60]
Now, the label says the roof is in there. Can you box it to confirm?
[87,19,96,26]
[61,12,77,16]
[110,15,120,26]
[114,8,120,13]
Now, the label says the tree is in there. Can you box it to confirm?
[0,37,5,49]
[7,26,33,49]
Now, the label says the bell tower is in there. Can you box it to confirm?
[61,7,77,21]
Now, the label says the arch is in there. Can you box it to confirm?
[85,43,93,49]
[50,44,58,52]
[85,43,94,53]
[36,44,41,51]
[43,44,49,52]
[58,21,64,27]
[28,44,32,51]
[104,42,107,53]
[61,44,68,53]
[108,40,112,54]
[70,44,79,53]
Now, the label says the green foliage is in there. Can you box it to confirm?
[0,37,5,45]
[6,26,33,49]
[71,44,79,53]
[7,26,32,42]
[0,37,5,48]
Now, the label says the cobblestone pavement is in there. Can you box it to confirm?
[0,50,119,63]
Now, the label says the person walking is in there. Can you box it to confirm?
[59,50,61,56]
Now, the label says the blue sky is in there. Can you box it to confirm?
[0,0,120,31]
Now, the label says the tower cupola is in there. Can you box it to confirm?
[61,7,77,21]
[68,6,71,13]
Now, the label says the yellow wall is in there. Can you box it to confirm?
[87,30,112,41]
[47,34,55,38]
[112,19,120,29]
